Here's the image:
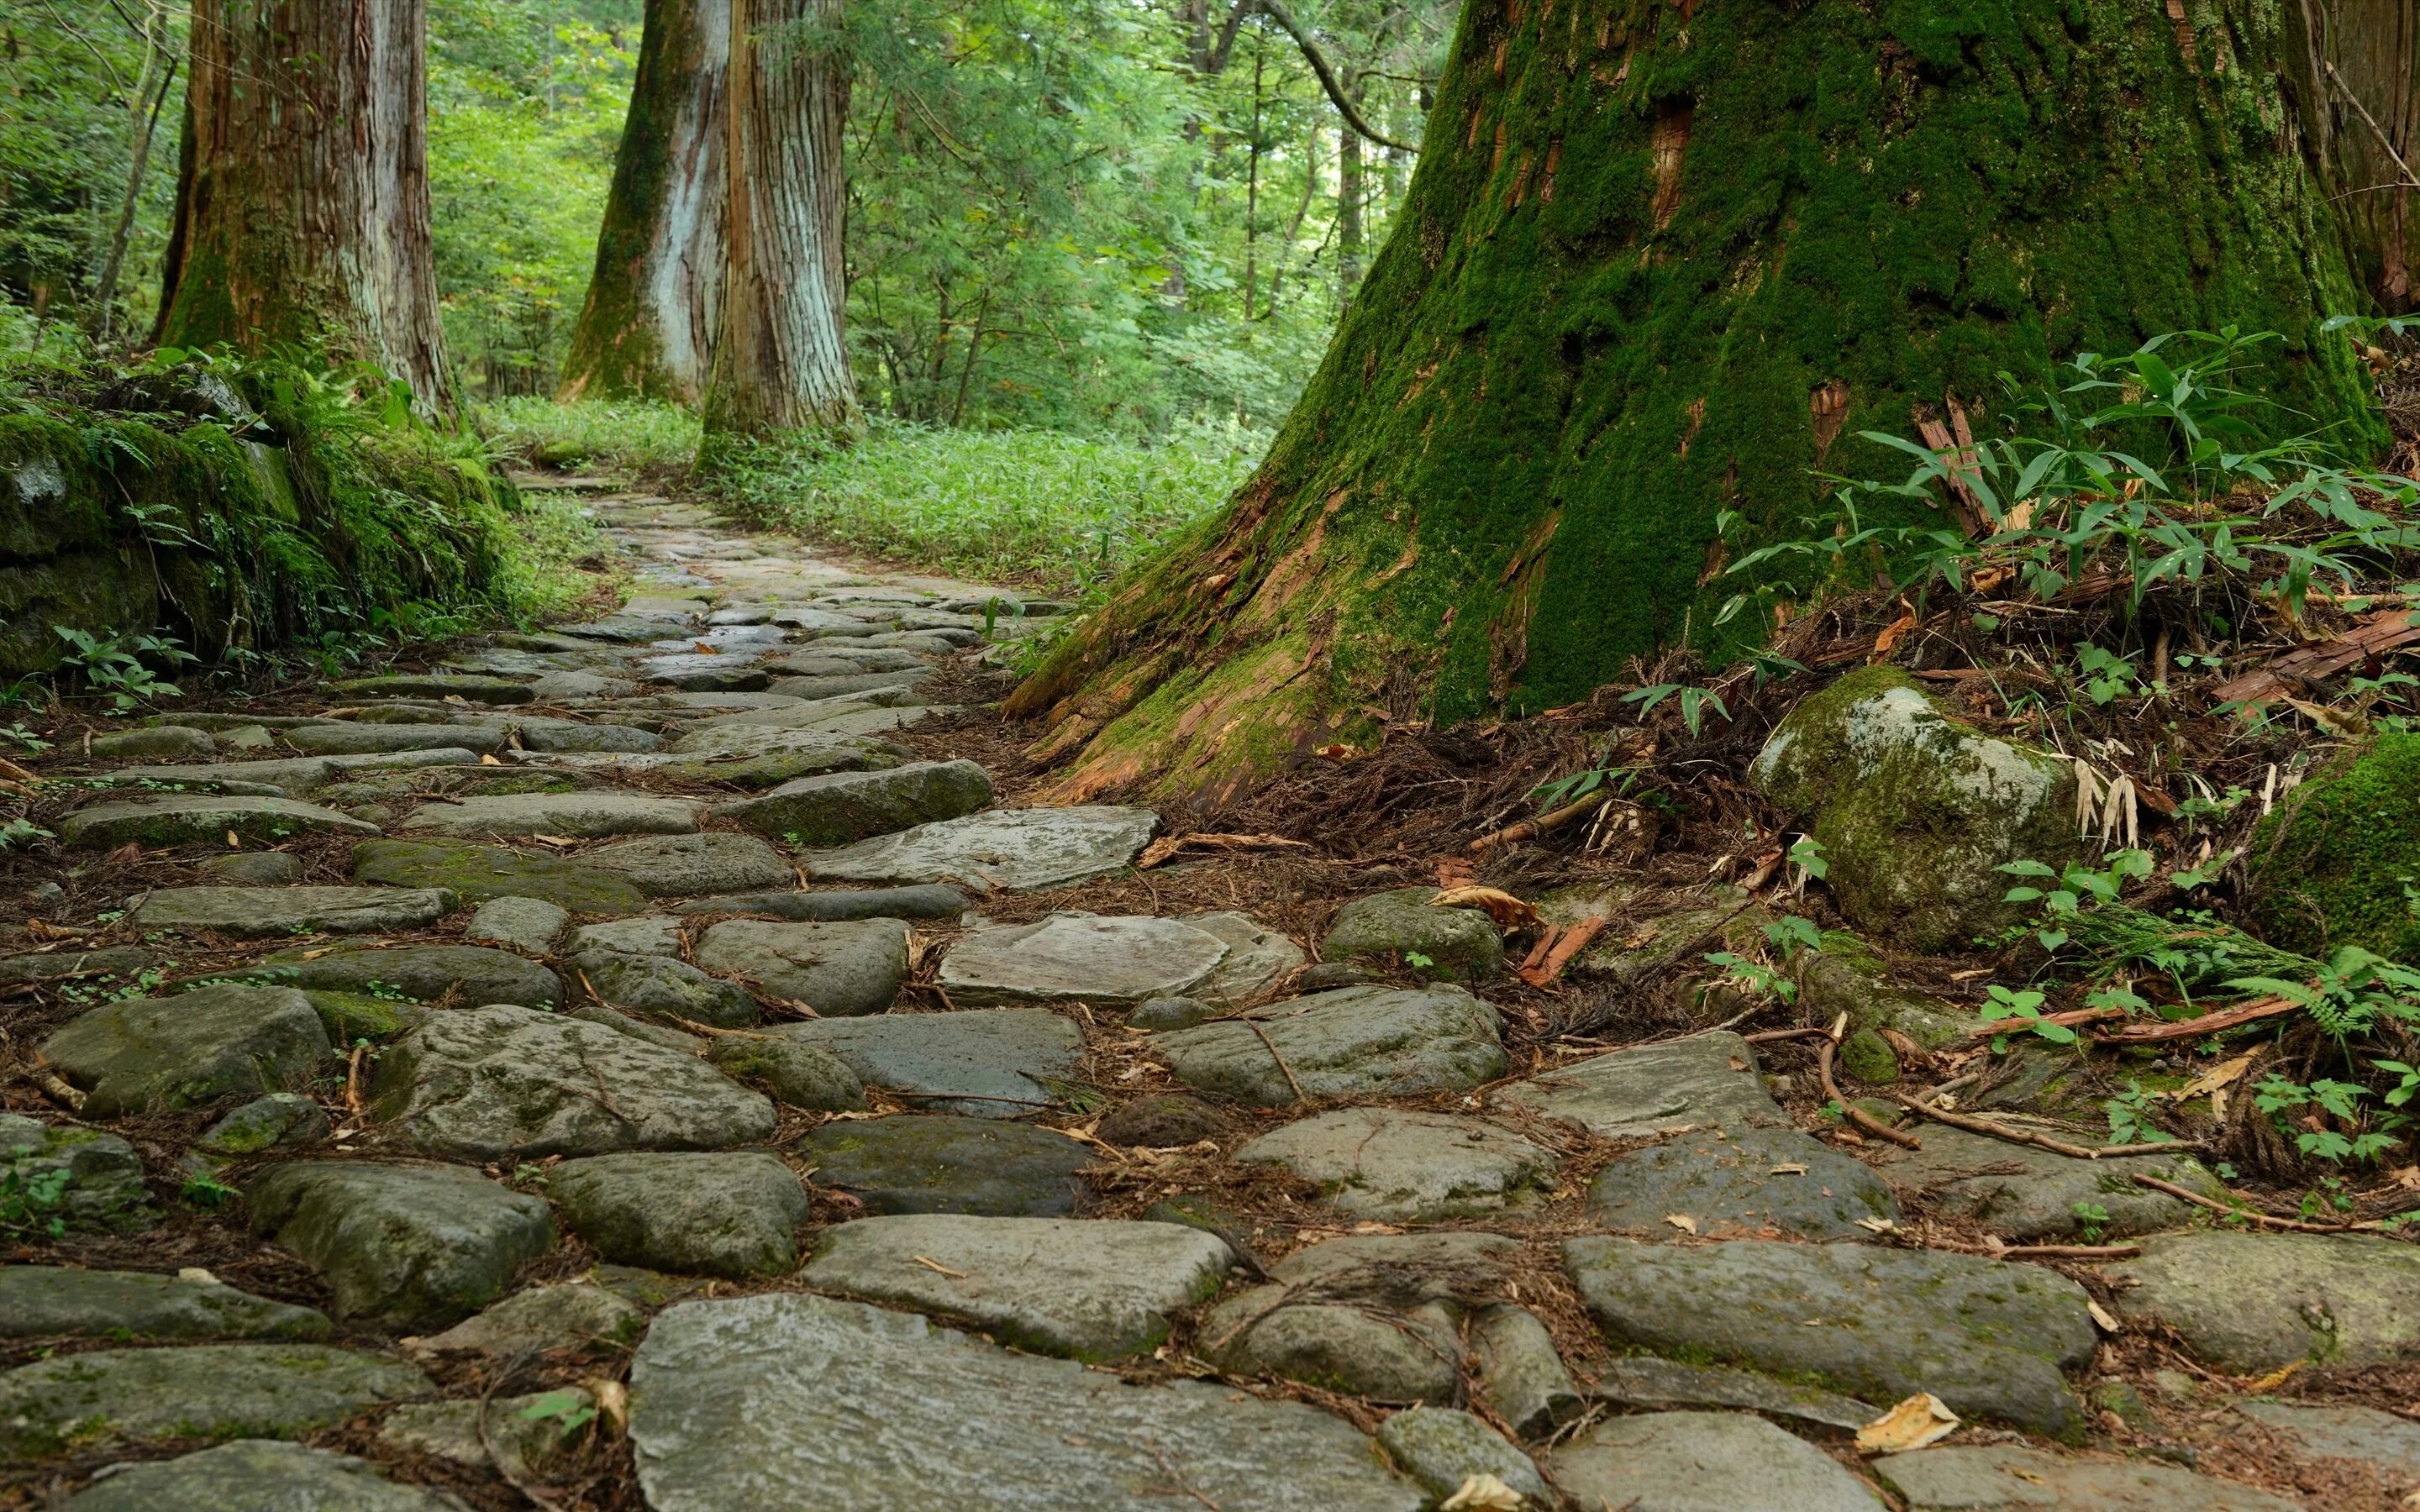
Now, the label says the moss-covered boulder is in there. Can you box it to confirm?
[2250,734,2420,962]
[1753,668,2078,953]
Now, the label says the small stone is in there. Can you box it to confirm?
[327,672,534,703]
[1470,1304,1585,1438]
[718,759,995,845]
[197,1093,330,1154]
[2235,1400,2420,1482]
[286,722,510,754]
[2107,1231,2420,1373]
[369,1004,776,1160]
[60,793,379,849]
[249,1160,555,1329]
[800,1215,1233,1360]
[0,1114,156,1233]
[939,913,1229,1007]
[405,792,706,838]
[210,942,562,1009]
[566,915,687,958]
[579,950,760,1027]
[583,831,796,897]
[353,837,649,911]
[1490,1031,1788,1138]
[1185,910,1307,1002]
[1295,962,1375,990]
[41,984,328,1116]
[1152,984,1507,1107]
[551,1152,810,1278]
[195,850,302,885]
[772,1007,1084,1118]
[377,1389,592,1479]
[1375,1406,1549,1506]
[706,1034,865,1110]
[1876,1444,2298,1510]
[0,1342,428,1457]
[415,1282,644,1359]
[90,725,218,760]
[0,1266,329,1341]
[1585,1126,1901,1242]
[1128,995,1215,1030]
[466,895,570,954]
[802,804,1158,891]
[1203,1234,1517,1404]
[28,881,65,906]
[1839,1025,1900,1083]
[127,884,456,937]
[1238,1108,1557,1221]
[1323,887,1503,980]
[62,1440,455,1511]
[1591,1355,1878,1431]
[216,723,274,751]
[765,669,934,701]
[797,1114,1093,1215]
[1096,1093,1228,1147]
[695,917,908,1016]
[1551,1412,1885,1512]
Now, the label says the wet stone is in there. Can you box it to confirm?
[1490,1030,1788,1137]
[2107,1230,2420,1373]
[41,984,328,1116]
[62,1440,456,1512]
[772,1007,1083,1118]
[551,1152,810,1278]
[60,792,379,848]
[1551,1412,1884,1512]
[627,1293,1423,1512]
[582,830,795,896]
[415,1281,644,1359]
[717,759,995,845]
[352,837,648,911]
[1876,1445,2298,1510]
[369,1004,776,1160]
[0,1114,155,1233]
[0,1266,330,1341]
[694,916,908,1016]
[127,884,456,937]
[1237,1108,1558,1222]
[404,791,705,838]
[0,1342,429,1457]
[801,804,1157,892]
[248,1160,555,1330]
[1322,887,1504,981]
[1151,984,1506,1107]
[797,1114,1093,1215]
[800,1215,1233,1361]
[466,894,570,954]
[938,913,1229,1007]
[1586,1125,1901,1242]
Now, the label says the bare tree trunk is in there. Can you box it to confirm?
[155,0,451,409]
[1337,107,1365,297]
[700,0,859,447]
[2301,0,2420,309]
[560,0,730,402]
[90,3,178,342]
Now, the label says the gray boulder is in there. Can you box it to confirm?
[773,1007,1083,1118]
[126,884,456,937]
[197,1093,331,1154]
[0,1266,329,1341]
[2235,1400,2420,1484]
[2107,1230,2420,1373]
[369,1005,776,1159]
[1322,887,1502,980]
[1870,1125,2218,1241]
[1151,985,1505,1106]
[89,724,216,760]
[675,883,967,921]
[1186,910,1308,1003]
[0,1342,427,1457]
[1237,1109,1557,1221]
[60,793,379,848]
[63,1440,456,1511]
[802,804,1157,891]
[1375,1406,1548,1506]
[550,1152,810,1277]
[695,917,908,1016]
[583,831,796,896]
[939,912,1230,1007]
[706,1034,866,1110]
[249,1160,555,1329]
[466,894,569,954]
[196,851,302,885]
[718,759,995,845]
[798,1115,1092,1215]
[577,949,760,1027]
[352,837,649,911]
[286,722,508,754]
[565,915,685,957]
[415,1281,644,1359]
[210,942,561,1009]
[1203,1233,1518,1404]
[1586,1125,1901,1241]
[1490,1030,1787,1137]
[41,984,327,1116]
[1470,1304,1585,1438]
[1592,1355,1878,1431]
[0,1115,155,1233]
[1875,1444,2297,1510]
[404,792,705,838]
[1551,1411,1884,1511]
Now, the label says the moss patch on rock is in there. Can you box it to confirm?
[2250,734,2420,963]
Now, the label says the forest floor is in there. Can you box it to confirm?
[3,464,2420,1510]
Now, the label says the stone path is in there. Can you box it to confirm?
[0,481,2393,1509]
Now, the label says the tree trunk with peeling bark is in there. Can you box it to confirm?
[1012,0,2385,807]
[698,0,859,447]
[2296,0,2420,310]
[155,0,451,408]
[560,0,729,402]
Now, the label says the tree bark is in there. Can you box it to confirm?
[698,0,859,447]
[2299,0,2420,309]
[560,0,730,402]
[1011,0,2384,807]
[155,0,451,408]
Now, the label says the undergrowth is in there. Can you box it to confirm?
[476,395,701,480]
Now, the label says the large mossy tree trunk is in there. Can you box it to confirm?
[560,0,731,403]
[697,0,859,449]
[155,0,451,409]
[1013,0,2385,807]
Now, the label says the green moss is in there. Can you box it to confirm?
[1815,932,1888,977]
[1839,1026,1901,1085]
[305,990,432,1042]
[2249,734,2420,961]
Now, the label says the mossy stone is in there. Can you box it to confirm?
[350,838,647,913]
[1838,1026,1900,1084]
[2249,734,2420,963]
[306,990,433,1042]
[1321,888,1502,981]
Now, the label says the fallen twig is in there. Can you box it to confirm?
[2131,1173,2383,1233]
[2091,995,2297,1044]
[1244,1017,1309,1105]
[1470,790,1608,854]
[1818,1037,1922,1150]
[1883,1090,2200,1160]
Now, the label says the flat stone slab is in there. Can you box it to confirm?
[404,793,706,837]
[60,793,379,848]
[0,1342,428,1457]
[552,1152,810,1278]
[939,913,1229,1007]
[1876,1445,2300,1510]
[1236,1109,1557,1221]
[2106,1231,2420,1373]
[694,918,909,1016]
[798,1115,1093,1215]
[773,1008,1084,1118]
[582,832,796,896]
[61,1439,457,1511]
[579,949,761,1027]
[41,984,328,1116]
[90,724,217,759]
[369,1005,776,1160]
[627,1293,1423,1511]
[1203,1233,1518,1404]
[1594,1355,1878,1431]
[353,837,648,911]
[0,1266,329,1341]
[467,895,568,953]
[802,805,1157,891]
[197,851,302,884]
[1586,1125,1901,1241]
[0,946,157,990]
[248,1161,555,1330]
[675,883,968,921]
[285,722,509,754]
[1564,1236,2095,1435]
[0,1114,155,1233]
[800,1215,1231,1361]
[2237,1400,2420,1481]
[1870,1125,2220,1241]
[329,673,534,702]
[1151,985,1506,1106]
[718,759,995,845]
[1491,1031,1788,1137]
[1186,910,1307,1003]
[215,942,562,1009]
[127,885,456,937]
[1375,1406,1548,1506]
[416,1281,644,1359]
[1551,1412,1883,1512]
